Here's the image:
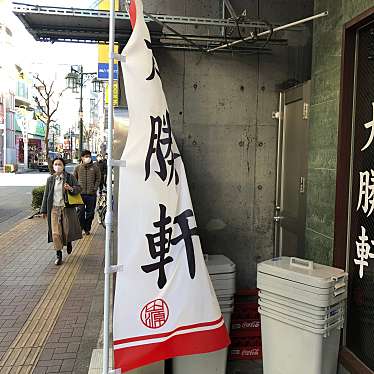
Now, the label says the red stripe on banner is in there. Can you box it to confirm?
[113,316,224,346]
[114,323,230,372]
[129,0,137,29]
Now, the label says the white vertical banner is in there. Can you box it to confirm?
[113,0,230,372]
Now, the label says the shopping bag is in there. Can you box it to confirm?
[67,192,84,206]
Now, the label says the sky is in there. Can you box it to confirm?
[3,0,98,71]
[0,0,106,139]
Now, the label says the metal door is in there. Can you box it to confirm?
[274,81,310,258]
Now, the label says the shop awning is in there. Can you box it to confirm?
[12,3,289,53]
[12,3,163,44]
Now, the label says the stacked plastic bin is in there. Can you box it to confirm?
[172,254,236,374]
[257,257,348,374]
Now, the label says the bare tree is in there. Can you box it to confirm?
[83,124,98,151]
[33,75,64,158]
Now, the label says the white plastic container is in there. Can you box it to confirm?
[259,290,343,319]
[257,257,348,307]
[206,254,236,293]
[257,257,347,374]
[259,301,343,329]
[206,254,236,275]
[258,297,343,321]
[172,255,236,374]
[259,307,342,374]
[128,362,164,374]
[171,308,232,374]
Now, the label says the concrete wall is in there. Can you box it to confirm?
[305,0,374,268]
[120,0,314,288]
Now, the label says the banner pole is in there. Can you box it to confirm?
[103,0,115,373]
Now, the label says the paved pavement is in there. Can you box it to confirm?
[0,165,77,234]
[0,216,105,373]
[0,187,34,235]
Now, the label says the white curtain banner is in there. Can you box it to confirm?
[113,0,230,372]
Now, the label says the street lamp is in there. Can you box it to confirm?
[65,65,103,158]
[92,78,104,94]
[65,72,78,90]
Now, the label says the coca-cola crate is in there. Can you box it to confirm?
[231,336,262,347]
[230,318,261,337]
[229,336,262,361]
[232,289,260,320]
[229,346,262,360]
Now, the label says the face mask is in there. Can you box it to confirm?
[53,165,64,174]
[83,157,91,164]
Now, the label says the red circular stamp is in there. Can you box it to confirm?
[140,299,169,329]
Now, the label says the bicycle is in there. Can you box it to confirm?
[97,191,107,228]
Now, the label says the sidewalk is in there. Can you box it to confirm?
[0,216,105,374]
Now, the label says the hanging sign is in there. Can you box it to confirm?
[112,0,230,372]
[97,0,119,80]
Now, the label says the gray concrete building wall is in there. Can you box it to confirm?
[120,0,314,287]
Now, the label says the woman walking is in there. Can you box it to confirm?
[41,157,83,265]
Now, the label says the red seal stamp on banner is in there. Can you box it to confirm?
[141,299,169,329]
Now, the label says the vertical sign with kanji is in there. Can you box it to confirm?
[345,22,374,368]
[112,1,230,372]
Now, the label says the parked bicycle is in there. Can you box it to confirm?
[97,191,107,228]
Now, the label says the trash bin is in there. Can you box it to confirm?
[257,257,348,374]
[172,255,236,374]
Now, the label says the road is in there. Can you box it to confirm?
[0,164,77,234]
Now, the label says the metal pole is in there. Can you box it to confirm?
[3,95,7,167]
[207,11,328,53]
[70,130,73,159]
[79,66,84,156]
[274,92,284,258]
[223,0,237,19]
[103,0,115,372]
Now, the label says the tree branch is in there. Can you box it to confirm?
[33,96,48,118]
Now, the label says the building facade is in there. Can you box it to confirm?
[306,1,374,373]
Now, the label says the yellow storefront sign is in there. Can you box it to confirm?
[97,0,120,81]
[105,81,119,107]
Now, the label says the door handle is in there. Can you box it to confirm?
[273,216,284,222]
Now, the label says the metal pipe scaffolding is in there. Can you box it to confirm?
[207,11,328,53]
[102,0,115,373]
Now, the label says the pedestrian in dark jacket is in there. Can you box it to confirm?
[74,150,101,235]
[96,154,107,194]
[41,157,82,265]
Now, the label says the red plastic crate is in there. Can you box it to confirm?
[232,289,260,321]
[230,318,261,337]
[229,336,262,361]
[229,346,262,360]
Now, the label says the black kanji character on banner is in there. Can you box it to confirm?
[141,204,173,289]
[171,209,198,279]
[145,110,180,186]
[142,206,198,288]
[145,39,160,81]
